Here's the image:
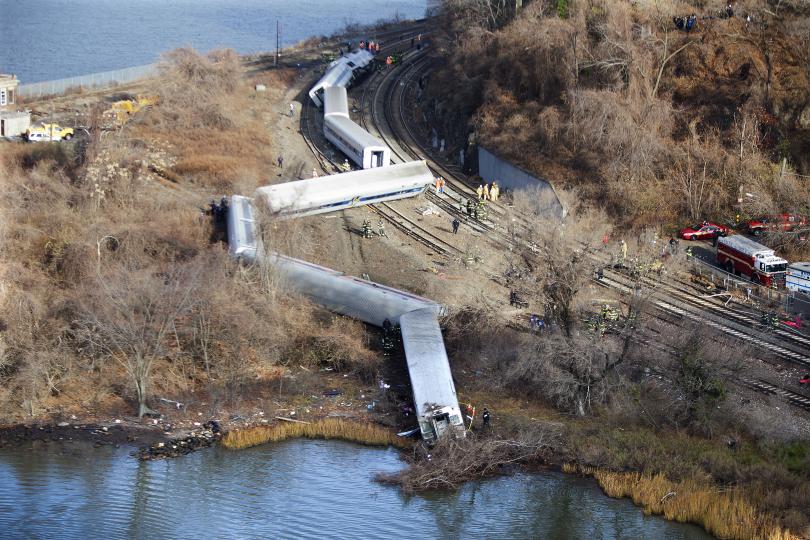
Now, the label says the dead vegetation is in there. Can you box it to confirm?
[428,0,810,247]
[221,418,409,450]
[0,48,381,422]
[378,428,556,492]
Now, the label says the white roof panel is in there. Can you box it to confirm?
[255,161,432,215]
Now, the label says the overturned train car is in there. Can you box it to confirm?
[225,194,465,442]
[255,160,430,219]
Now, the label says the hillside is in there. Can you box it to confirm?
[427,0,810,237]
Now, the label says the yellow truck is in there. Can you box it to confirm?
[26,123,74,142]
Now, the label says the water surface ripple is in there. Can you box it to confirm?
[0,439,714,539]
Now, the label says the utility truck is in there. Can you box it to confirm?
[716,235,787,287]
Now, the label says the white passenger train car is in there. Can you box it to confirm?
[308,49,374,107]
[787,262,810,295]
[323,85,389,169]
[255,160,430,219]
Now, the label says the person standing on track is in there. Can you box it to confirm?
[490,182,499,202]
[378,220,388,238]
[483,183,490,201]
[476,185,484,200]
[452,218,460,234]
[289,103,295,117]
[277,156,284,169]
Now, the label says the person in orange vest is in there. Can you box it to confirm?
[476,185,484,200]
[438,177,446,194]
[434,177,441,194]
[483,183,490,201]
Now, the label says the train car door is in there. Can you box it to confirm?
[372,150,384,168]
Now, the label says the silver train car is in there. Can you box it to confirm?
[323,86,390,169]
[226,195,259,262]
[226,194,465,443]
[255,160,431,219]
[308,49,375,107]
[399,308,466,442]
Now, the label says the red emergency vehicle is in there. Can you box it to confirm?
[716,235,788,287]
[746,214,807,236]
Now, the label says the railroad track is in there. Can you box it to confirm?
[298,30,462,259]
[376,47,810,412]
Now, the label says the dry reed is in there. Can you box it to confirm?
[220,419,411,450]
[562,464,799,540]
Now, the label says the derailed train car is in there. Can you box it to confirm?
[308,49,375,107]
[323,86,390,169]
[225,194,466,442]
[255,160,430,219]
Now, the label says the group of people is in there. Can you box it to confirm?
[434,176,447,194]
[673,13,697,32]
[674,3,751,33]
[465,198,488,221]
[359,40,381,54]
[362,219,388,239]
[476,181,499,202]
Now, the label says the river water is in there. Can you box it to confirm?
[0,0,427,84]
[0,439,712,539]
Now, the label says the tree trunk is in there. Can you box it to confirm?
[136,377,148,418]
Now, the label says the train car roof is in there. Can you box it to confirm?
[227,195,259,262]
[268,253,442,326]
[255,161,432,215]
[324,114,385,149]
[324,86,349,118]
[399,308,461,417]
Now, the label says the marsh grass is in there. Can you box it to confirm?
[220,419,411,450]
[562,463,799,540]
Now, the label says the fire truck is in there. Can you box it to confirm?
[716,235,788,287]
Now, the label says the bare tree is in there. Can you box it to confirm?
[76,264,199,417]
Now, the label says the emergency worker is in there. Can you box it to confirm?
[452,218,460,234]
[482,408,491,430]
[476,185,484,200]
[490,182,499,202]
[362,219,373,238]
[620,239,628,264]
[378,219,388,238]
[466,199,474,216]
[483,184,490,201]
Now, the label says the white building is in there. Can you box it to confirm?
[0,73,31,137]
